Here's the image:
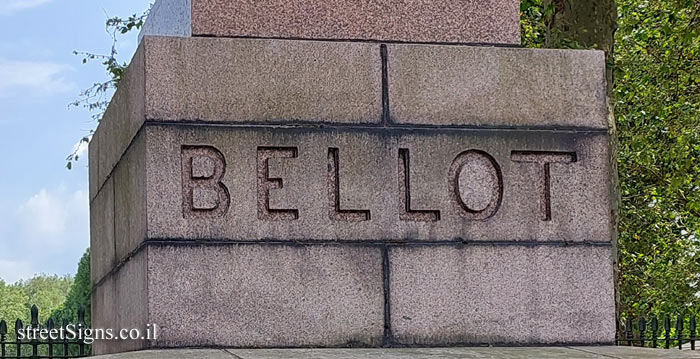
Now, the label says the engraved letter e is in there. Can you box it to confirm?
[181,145,230,219]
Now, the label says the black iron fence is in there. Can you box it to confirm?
[617,315,698,350]
[0,305,89,359]
[2,306,699,357]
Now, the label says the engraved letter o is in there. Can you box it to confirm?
[448,150,503,221]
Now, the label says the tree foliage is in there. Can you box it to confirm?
[614,0,700,317]
[15,275,73,323]
[0,250,90,327]
[51,249,91,326]
[523,0,700,319]
[0,276,71,324]
[66,12,148,170]
[0,281,29,323]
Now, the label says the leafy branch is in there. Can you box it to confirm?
[66,11,149,170]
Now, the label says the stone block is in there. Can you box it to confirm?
[88,129,100,201]
[92,249,149,355]
[92,347,700,359]
[90,36,382,195]
[389,245,616,345]
[90,176,115,286]
[96,350,234,359]
[88,27,616,353]
[113,133,147,262]
[226,348,594,359]
[139,0,520,45]
[94,43,146,201]
[134,125,612,250]
[114,248,149,354]
[96,244,385,352]
[143,37,381,126]
[138,0,191,43]
[91,276,116,355]
[387,44,609,129]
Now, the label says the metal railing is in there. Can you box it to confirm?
[0,305,89,359]
[617,315,698,350]
[2,306,699,356]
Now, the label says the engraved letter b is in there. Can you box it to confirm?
[181,145,230,219]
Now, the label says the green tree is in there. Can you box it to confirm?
[52,249,91,326]
[0,275,72,329]
[521,0,617,90]
[614,0,700,318]
[67,11,148,169]
[15,275,73,323]
[523,0,700,321]
[0,281,29,323]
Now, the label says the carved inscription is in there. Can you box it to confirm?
[181,144,580,223]
[181,146,230,219]
[510,151,577,221]
[398,149,440,222]
[327,148,371,222]
[448,150,503,221]
[257,147,299,221]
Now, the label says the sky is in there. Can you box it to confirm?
[0,0,148,283]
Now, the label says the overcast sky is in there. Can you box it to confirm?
[0,0,148,283]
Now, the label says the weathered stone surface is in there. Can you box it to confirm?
[227,347,700,359]
[227,347,592,359]
[88,121,616,282]
[139,0,520,45]
[92,43,145,202]
[138,0,191,43]
[143,37,382,126]
[96,350,233,359]
[115,248,149,354]
[389,245,616,345]
[387,44,609,129]
[93,244,384,353]
[88,129,100,200]
[90,176,115,286]
[568,346,700,358]
[92,249,149,355]
[91,276,116,356]
[89,36,383,196]
[133,125,612,249]
[92,347,700,359]
[148,244,384,348]
[88,25,616,354]
[88,38,612,203]
[113,133,147,262]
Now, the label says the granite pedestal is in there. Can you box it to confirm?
[90,0,617,355]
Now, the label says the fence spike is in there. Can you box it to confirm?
[639,317,647,347]
[691,316,697,351]
[651,316,659,348]
[0,319,5,359]
[678,315,684,350]
[625,317,634,346]
[47,317,55,358]
[78,306,86,325]
[31,304,39,327]
[664,315,671,349]
[14,319,22,357]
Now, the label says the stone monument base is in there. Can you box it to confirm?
[92,347,700,359]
